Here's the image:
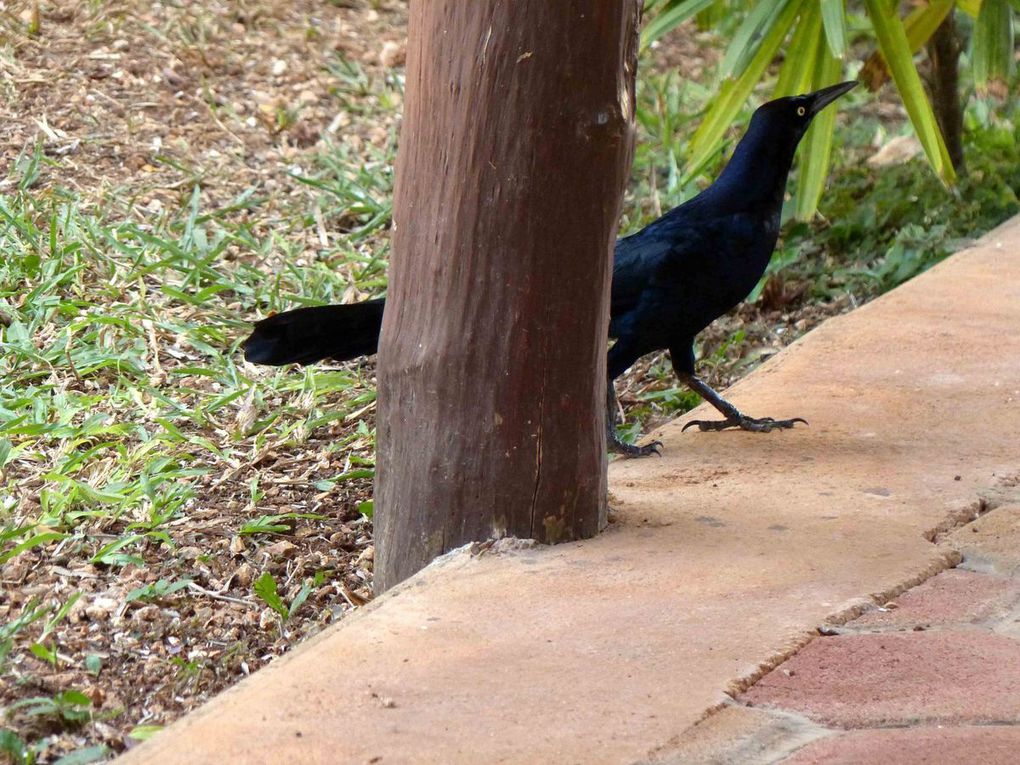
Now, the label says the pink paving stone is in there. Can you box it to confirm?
[741,631,1020,728]
[783,725,1020,765]
[848,569,1020,631]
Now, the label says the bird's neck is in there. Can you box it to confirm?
[710,120,800,212]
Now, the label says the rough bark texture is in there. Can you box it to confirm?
[927,10,966,173]
[375,1,642,592]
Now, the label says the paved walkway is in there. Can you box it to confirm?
[120,218,1020,764]
[666,541,1020,763]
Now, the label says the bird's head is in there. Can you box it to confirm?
[710,80,858,207]
[752,80,859,143]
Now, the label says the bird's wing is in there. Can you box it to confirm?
[611,209,696,318]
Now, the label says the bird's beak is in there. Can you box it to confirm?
[807,80,858,116]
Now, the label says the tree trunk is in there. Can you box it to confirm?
[927,9,965,173]
[374,1,642,593]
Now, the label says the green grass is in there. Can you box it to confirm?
[0,47,398,530]
[0,181,380,530]
[0,49,397,761]
[2,15,1018,759]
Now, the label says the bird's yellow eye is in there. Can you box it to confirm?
[797,106,806,116]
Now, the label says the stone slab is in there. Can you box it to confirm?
[643,704,830,765]
[783,725,1020,765]
[119,222,1020,763]
[947,504,1020,576]
[847,569,1020,631]
[742,631,1020,727]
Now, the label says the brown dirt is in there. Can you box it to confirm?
[1,0,405,214]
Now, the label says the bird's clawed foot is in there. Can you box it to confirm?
[682,415,808,433]
[609,437,663,458]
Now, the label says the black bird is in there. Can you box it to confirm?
[243,81,858,457]
[243,299,385,366]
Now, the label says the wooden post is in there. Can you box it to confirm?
[374,1,641,592]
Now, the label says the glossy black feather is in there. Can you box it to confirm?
[242,299,385,366]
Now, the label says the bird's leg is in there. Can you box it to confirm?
[678,372,807,433]
[606,380,662,457]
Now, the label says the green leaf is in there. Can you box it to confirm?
[335,468,375,482]
[0,532,67,565]
[30,642,58,665]
[720,0,795,79]
[957,0,982,18]
[860,0,953,88]
[238,515,289,535]
[0,437,15,469]
[903,0,956,49]
[253,571,288,619]
[686,0,806,176]
[774,4,822,98]
[85,654,103,676]
[43,591,82,639]
[288,580,313,620]
[127,725,164,742]
[972,0,1015,91]
[357,499,374,519]
[0,729,30,765]
[43,473,126,505]
[126,578,192,602]
[8,690,92,724]
[696,0,728,30]
[795,34,844,219]
[57,689,93,708]
[820,0,848,58]
[641,0,717,48]
[238,512,324,536]
[864,0,956,184]
[90,534,145,566]
[6,696,56,717]
[53,745,109,765]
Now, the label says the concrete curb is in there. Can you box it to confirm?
[119,216,1020,764]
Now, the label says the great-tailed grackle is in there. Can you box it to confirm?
[243,81,857,457]
[243,299,384,366]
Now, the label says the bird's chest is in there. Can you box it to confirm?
[672,218,778,325]
[710,218,777,292]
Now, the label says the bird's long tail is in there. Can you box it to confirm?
[242,298,385,366]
